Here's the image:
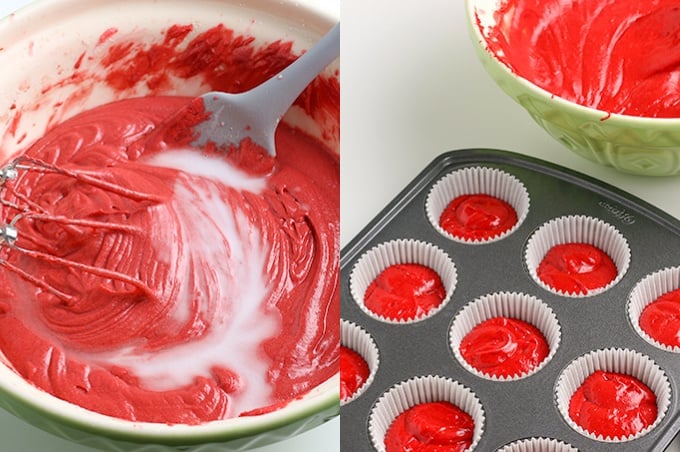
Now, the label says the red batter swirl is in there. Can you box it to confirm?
[0,95,339,424]
[568,370,658,438]
[481,0,680,118]
[639,288,680,348]
[459,317,549,378]
[0,22,339,424]
[340,346,370,402]
[384,401,474,452]
[364,263,446,321]
[439,194,517,241]
[537,243,617,295]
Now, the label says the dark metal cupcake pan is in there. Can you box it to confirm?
[340,149,680,451]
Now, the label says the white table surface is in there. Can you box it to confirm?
[0,1,339,451]
[341,0,679,450]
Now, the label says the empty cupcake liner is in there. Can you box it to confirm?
[628,267,680,353]
[340,319,380,405]
[554,348,671,443]
[524,215,631,297]
[449,291,561,381]
[425,166,530,244]
[349,239,458,324]
[497,437,579,452]
[368,374,485,452]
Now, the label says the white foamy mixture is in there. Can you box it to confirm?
[86,150,277,416]
[147,149,267,192]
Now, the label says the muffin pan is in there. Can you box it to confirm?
[340,149,680,451]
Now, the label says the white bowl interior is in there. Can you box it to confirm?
[467,0,501,38]
[0,0,340,162]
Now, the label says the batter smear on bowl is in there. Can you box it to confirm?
[568,370,658,438]
[479,0,680,118]
[459,317,549,378]
[364,263,446,321]
[384,401,475,452]
[439,193,517,241]
[537,243,617,295]
[0,25,339,424]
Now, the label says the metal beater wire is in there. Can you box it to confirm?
[0,157,161,304]
[2,156,165,203]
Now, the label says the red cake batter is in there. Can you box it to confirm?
[639,288,680,348]
[439,194,517,241]
[459,317,549,378]
[384,401,474,452]
[480,0,680,118]
[364,263,446,321]
[340,346,370,402]
[537,243,617,295]
[568,370,658,438]
[0,25,339,424]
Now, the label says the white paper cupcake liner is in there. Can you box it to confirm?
[554,348,671,443]
[425,166,530,244]
[368,375,485,452]
[497,437,578,452]
[524,215,630,297]
[628,267,680,353]
[349,239,458,324]
[449,292,561,381]
[340,319,380,405]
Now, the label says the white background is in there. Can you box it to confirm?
[0,1,338,451]
[341,0,679,450]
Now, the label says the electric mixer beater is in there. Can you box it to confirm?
[0,155,164,305]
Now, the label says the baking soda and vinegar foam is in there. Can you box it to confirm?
[80,150,277,416]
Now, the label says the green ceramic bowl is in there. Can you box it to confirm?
[0,0,339,450]
[466,0,680,176]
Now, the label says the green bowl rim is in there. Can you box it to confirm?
[0,375,339,445]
